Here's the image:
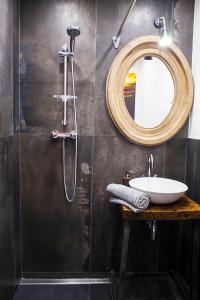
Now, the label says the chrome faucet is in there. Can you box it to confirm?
[148,154,154,177]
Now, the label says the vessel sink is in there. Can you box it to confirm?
[129,177,188,204]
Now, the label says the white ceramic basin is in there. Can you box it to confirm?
[129,177,188,204]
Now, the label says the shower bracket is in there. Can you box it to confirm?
[52,95,77,102]
[112,36,121,49]
[59,50,74,57]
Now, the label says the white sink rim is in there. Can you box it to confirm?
[129,177,188,204]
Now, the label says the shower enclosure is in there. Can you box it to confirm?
[51,26,80,202]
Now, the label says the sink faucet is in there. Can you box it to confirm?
[148,154,154,177]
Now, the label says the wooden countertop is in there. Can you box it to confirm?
[121,196,200,220]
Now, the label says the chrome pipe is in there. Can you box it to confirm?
[63,46,67,126]
[112,0,137,49]
[51,29,79,203]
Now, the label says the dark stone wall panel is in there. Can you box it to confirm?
[20,0,195,275]
[173,0,195,64]
[0,136,20,300]
[20,83,94,136]
[91,135,165,271]
[192,140,200,204]
[94,0,175,137]
[0,0,21,298]
[13,134,21,280]
[21,134,92,273]
[186,139,197,199]
[13,0,20,134]
[164,138,187,182]
[178,139,200,289]
[20,0,96,136]
[0,0,13,137]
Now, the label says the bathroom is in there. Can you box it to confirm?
[0,0,200,299]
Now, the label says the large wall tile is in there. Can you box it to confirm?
[173,0,195,64]
[186,139,197,199]
[0,0,13,136]
[0,136,20,299]
[0,0,21,298]
[20,0,195,277]
[164,138,187,182]
[91,135,165,271]
[20,0,96,136]
[21,134,92,273]
[94,0,175,137]
[13,0,20,134]
[192,140,200,204]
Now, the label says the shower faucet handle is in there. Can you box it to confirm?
[52,95,77,102]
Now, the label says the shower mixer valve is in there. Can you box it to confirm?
[52,95,77,102]
[51,130,77,140]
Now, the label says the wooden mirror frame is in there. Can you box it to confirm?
[106,36,194,146]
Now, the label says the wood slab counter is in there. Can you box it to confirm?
[121,195,200,221]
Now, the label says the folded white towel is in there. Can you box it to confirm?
[106,183,149,212]
[109,197,143,213]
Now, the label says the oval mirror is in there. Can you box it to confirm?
[106,36,194,146]
[124,56,174,128]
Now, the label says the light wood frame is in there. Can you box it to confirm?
[106,35,194,146]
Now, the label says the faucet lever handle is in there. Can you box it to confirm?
[150,154,154,168]
[148,154,154,177]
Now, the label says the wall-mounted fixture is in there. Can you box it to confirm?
[154,16,172,47]
[51,26,80,203]
[112,0,137,49]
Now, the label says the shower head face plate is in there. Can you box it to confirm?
[67,26,80,38]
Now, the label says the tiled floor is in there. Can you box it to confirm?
[12,284,112,300]
[12,274,186,300]
[119,274,186,300]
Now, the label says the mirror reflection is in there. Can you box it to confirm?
[123,56,174,128]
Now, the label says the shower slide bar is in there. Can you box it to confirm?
[50,26,80,203]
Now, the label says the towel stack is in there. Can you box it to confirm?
[106,183,149,213]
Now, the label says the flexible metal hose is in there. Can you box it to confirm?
[63,50,77,203]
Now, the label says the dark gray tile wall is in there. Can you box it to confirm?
[178,138,200,293]
[20,0,96,275]
[0,0,21,299]
[92,0,194,273]
[20,0,195,275]
[21,134,92,272]
[0,136,20,300]
[0,0,13,136]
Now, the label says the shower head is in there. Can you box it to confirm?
[67,26,80,38]
[67,26,80,53]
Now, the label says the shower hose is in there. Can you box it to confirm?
[63,53,77,203]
